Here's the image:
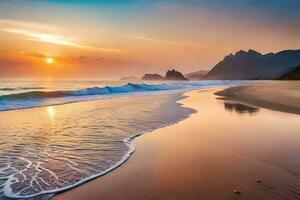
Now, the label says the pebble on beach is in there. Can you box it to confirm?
[233,189,241,195]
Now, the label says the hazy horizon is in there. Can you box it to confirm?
[1,0,300,79]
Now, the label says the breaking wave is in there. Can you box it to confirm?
[0,81,250,111]
[0,83,171,100]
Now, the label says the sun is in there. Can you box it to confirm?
[46,57,53,64]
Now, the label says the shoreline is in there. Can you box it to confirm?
[54,83,300,200]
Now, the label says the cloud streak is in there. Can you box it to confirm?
[126,35,179,44]
[1,19,123,52]
[126,35,198,46]
[0,19,58,31]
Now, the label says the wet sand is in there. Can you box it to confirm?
[54,86,300,200]
[216,81,300,115]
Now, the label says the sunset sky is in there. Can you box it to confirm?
[0,0,300,79]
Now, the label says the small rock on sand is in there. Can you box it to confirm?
[233,189,241,195]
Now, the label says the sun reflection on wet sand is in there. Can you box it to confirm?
[47,106,56,120]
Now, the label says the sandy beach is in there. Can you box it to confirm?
[216,81,300,115]
[54,81,300,200]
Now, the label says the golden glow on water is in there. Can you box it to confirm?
[47,106,56,120]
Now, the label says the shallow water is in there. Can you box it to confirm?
[0,93,194,199]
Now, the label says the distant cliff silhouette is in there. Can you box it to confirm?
[204,49,300,80]
[185,70,208,80]
[120,76,139,81]
[142,74,164,80]
[142,69,187,81]
[277,65,300,80]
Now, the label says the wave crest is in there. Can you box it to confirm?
[0,81,250,111]
[0,83,170,101]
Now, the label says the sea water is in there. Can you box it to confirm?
[0,80,247,199]
[0,80,247,111]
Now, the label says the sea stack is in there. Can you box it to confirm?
[141,69,187,81]
[165,69,188,80]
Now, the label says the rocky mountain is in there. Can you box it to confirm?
[142,69,187,81]
[185,70,208,80]
[277,65,300,80]
[165,69,187,80]
[204,49,300,80]
[141,73,164,80]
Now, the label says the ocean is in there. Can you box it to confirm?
[0,80,247,199]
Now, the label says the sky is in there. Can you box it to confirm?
[0,0,299,79]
